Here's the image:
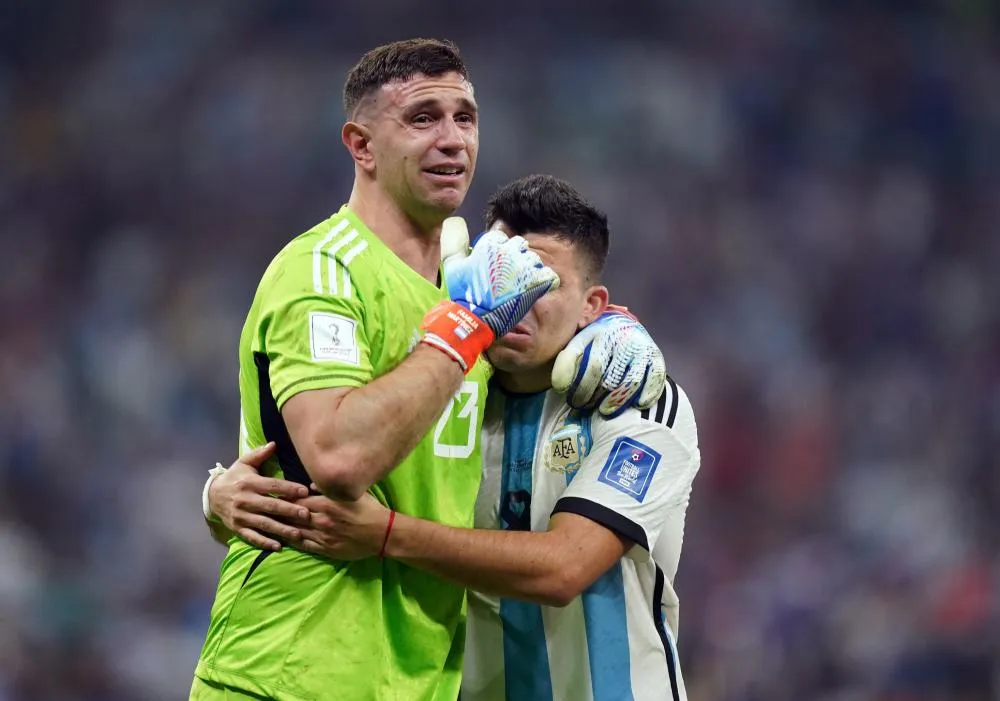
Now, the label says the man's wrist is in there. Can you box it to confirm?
[420,300,494,372]
[377,510,396,558]
[381,512,416,560]
[202,463,227,522]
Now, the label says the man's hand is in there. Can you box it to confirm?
[421,217,560,371]
[294,490,390,561]
[552,305,667,418]
[208,443,312,551]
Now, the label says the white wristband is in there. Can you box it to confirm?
[420,332,469,371]
[202,462,228,522]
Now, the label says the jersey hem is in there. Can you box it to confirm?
[552,495,649,551]
[194,661,312,701]
[274,374,365,409]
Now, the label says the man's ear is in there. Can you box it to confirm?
[579,285,609,329]
[342,121,375,174]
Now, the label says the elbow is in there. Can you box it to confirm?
[314,471,369,501]
[305,445,373,501]
[538,589,575,608]
[536,567,587,608]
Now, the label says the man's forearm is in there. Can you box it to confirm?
[385,514,575,607]
[306,346,465,499]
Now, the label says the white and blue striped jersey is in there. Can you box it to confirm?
[461,379,700,701]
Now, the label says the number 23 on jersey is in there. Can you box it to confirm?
[433,381,480,459]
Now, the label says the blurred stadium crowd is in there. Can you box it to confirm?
[1,1,998,699]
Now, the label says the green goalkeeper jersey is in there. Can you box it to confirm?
[195,206,492,701]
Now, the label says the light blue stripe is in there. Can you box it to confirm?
[499,392,552,701]
[582,563,634,701]
[501,599,554,701]
[498,392,546,530]
[561,412,631,698]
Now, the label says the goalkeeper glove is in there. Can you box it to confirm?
[421,217,560,372]
[551,304,667,418]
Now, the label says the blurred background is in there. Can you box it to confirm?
[1,0,998,699]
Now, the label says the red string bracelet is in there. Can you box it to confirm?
[379,510,396,559]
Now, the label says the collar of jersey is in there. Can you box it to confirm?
[338,205,447,295]
[493,381,551,401]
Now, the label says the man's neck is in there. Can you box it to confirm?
[347,185,442,283]
[495,362,554,395]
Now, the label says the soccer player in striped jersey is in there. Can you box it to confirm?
[192,39,665,701]
[212,175,698,701]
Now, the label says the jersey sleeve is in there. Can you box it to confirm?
[551,382,699,562]
[263,278,374,409]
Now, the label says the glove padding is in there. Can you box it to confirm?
[421,217,560,371]
[551,305,666,418]
[443,221,559,336]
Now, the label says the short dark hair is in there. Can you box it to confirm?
[343,38,470,118]
[484,174,610,279]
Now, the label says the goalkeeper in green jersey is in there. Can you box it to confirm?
[191,39,665,701]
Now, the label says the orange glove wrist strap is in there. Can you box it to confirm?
[420,300,495,372]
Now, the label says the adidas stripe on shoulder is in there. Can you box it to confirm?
[640,376,679,428]
[310,217,369,298]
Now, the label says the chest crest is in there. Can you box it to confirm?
[544,411,593,476]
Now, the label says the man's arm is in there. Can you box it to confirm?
[292,387,698,604]
[282,225,557,500]
[282,345,463,500]
[385,511,628,607]
[292,494,627,607]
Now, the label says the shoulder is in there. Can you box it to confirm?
[570,381,699,508]
[593,377,698,454]
[645,378,697,447]
[259,210,379,302]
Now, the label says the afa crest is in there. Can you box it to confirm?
[545,413,592,476]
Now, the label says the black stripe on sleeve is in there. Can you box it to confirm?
[645,376,681,428]
[654,565,682,701]
[653,387,668,424]
[664,376,679,428]
[254,351,317,492]
[552,496,649,552]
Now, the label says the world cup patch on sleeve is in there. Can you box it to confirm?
[598,437,661,502]
[309,311,359,364]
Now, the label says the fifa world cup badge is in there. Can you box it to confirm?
[545,412,592,476]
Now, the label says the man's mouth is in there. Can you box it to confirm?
[424,165,466,179]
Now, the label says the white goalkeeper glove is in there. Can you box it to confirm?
[551,305,667,418]
[421,217,560,371]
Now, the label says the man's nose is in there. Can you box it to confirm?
[436,117,466,151]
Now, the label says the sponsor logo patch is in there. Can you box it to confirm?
[597,437,661,502]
